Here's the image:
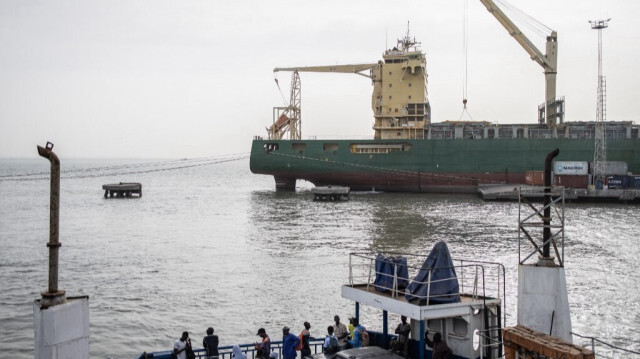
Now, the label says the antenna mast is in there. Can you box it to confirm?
[590,19,610,189]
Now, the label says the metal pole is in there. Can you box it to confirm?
[37,142,66,307]
[543,148,559,258]
[419,320,425,359]
[382,310,388,349]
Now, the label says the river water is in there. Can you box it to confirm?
[0,157,638,358]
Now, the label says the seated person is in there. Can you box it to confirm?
[425,332,452,359]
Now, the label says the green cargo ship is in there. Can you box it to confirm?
[250,6,639,193]
[250,136,638,193]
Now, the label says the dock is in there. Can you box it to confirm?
[478,184,640,202]
[102,182,142,198]
[311,186,350,201]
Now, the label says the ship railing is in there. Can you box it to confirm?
[571,332,640,359]
[476,326,505,359]
[346,252,506,319]
[139,338,326,359]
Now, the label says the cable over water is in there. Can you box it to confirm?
[0,154,250,181]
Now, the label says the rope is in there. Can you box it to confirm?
[274,73,288,107]
[495,0,553,39]
[462,0,469,106]
[460,0,473,121]
[458,107,475,122]
[0,156,238,179]
[0,154,249,182]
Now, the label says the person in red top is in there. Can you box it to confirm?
[300,322,311,358]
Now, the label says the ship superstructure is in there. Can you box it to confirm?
[372,31,430,140]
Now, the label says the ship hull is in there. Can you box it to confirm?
[250,138,639,193]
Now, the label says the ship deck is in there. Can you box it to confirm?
[342,283,501,321]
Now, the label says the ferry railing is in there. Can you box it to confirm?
[571,332,640,359]
[476,326,505,359]
[140,338,326,359]
[346,252,506,325]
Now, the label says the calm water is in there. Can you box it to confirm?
[0,158,638,358]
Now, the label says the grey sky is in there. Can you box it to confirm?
[0,0,637,158]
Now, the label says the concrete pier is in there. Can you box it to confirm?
[34,296,90,359]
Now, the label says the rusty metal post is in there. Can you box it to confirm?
[37,142,66,307]
[542,148,559,260]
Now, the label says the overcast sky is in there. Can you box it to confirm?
[1,0,637,158]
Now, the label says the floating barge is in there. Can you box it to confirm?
[311,186,350,201]
[102,182,142,198]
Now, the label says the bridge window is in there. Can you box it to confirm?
[350,143,412,154]
[292,143,306,153]
[451,317,468,337]
[427,319,443,333]
[323,143,339,152]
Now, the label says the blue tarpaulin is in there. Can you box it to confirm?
[405,242,460,304]
[374,254,409,293]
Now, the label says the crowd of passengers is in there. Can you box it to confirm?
[173,315,451,359]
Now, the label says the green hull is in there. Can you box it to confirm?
[250,138,639,192]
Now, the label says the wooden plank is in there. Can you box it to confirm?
[502,325,594,359]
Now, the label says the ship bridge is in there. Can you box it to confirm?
[342,251,505,359]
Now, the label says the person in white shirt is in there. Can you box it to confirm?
[174,331,190,359]
[332,315,348,349]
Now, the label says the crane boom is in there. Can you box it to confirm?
[478,0,560,127]
[274,63,378,78]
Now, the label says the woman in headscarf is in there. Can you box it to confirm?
[232,345,247,359]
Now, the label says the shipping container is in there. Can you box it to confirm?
[525,171,545,186]
[627,175,640,189]
[589,161,628,175]
[554,161,589,175]
[553,175,589,189]
[605,175,629,189]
